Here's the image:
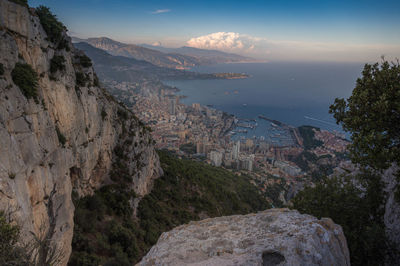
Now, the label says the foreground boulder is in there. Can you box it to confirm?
[138,209,350,266]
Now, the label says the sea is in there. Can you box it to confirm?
[164,61,364,140]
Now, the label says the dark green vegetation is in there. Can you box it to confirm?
[0,211,64,265]
[50,55,66,73]
[0,63,4,76]
[36,6,66,44]
[75,72,89,87]
[293,60,400,265]
[12,63,39,102]
[330,60,400,194]
[76,54,92,68]
[179,142,196,154]
[56,126,66,147]
[0,212,31,265]
[70,151,268,264]
[9,0,28,7]
[297,125,323,150]
[293,174,387,265]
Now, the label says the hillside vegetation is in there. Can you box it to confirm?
[69,151,269,265]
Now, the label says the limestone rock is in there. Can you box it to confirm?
[382,165,400,263]
[0,0,161,264]
[138,209,350,266]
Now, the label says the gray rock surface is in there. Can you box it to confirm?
[0,0,162,264]
[138,208,350,266]
[382,165,400,263]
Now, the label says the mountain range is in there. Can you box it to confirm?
[72,36,254,69]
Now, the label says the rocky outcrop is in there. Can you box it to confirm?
[139,208,350,266]
[382,165,400,263]
[0,0,161,264]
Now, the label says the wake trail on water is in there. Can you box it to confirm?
[304,116,338,127]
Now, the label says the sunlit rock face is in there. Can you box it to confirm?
[138,208,350,266]
[0,0,161,264]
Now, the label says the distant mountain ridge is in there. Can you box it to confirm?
[74,42,249,82]
[140,44,255,64]
[71,36,255,68]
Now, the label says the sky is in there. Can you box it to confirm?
[30,0,400,62]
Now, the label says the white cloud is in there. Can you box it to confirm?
[151,9,171,14]
[186,31,400,62]
[186,32,263,53]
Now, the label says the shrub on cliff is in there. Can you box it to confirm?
[50,55,66,73]
[76,55,92,68]
[0,212,31,265]
[36,6,66,44]
[12,62,39,102]
[0,63,4,76]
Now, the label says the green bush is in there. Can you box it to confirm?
[298,125,323,150]
[57,39,70,51]
[292,173,388,265]
[50,55,66,73]
[0,212,31,265]
[0,63,4,76]
[76,72,88,87]
[93,75,100,87]
[56,126,66,146]
[11,62,39,101]
[101,108,107,120]
[76,55,92,68]
[36,6,66,44]
[117,109,128,120]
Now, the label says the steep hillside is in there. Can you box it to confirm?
[70,151,269,264]
[0,1,161,264]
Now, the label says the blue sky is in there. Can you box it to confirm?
[29,0,400,62]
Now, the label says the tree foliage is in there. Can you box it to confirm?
[36,6,67,44]
[12,62,39,102]
[0,212,28,265]
[330,60,400,170]
[298,125,323,150]
[293,60,400,265]
[292,173,387,265]
[50,55,66,74]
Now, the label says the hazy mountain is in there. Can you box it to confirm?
[72,37,255,68]
[74,42,240,82]
[72,37,200,69]
[140,44,255,64]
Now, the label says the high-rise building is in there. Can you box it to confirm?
[232,140,240,160]
[168,97,176,115]
[210,150,223,167]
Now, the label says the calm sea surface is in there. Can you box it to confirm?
[165,62,363,137]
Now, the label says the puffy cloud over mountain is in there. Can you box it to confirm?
[186,32,262,53]
[186,32,400,62]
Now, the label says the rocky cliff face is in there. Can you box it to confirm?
[0,0,162,264]
[139,208,350,266]
[382,165,400,262]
